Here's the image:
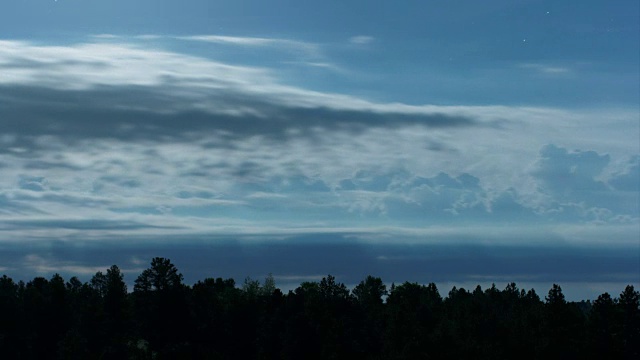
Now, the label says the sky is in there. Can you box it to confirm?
[0,0,638,299]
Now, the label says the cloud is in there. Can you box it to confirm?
[18,176,49,192]
[519,63,570,74]
[0,91,481,144]
[349,36,374,45]
[22,254,144,276]
[99,34,335,71]
[530,145,639,222]
[533,144,609,195]
[92,34,120,39]
[0,38,637,249]
[0,40,501,146]
[0,237,636,296]
[175,35,320,55]
[0,218,179,231]
[608,155,640,191]
[1,40,635,141]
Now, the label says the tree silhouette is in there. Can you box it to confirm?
[100,265,130,359]
[319,274,350,300]
[618,285,640,359]
[589,292,621,358]
[386,282,444,359]
[0,275,22,358]
[353,275,387,306]
[133,257,190,357]
[190,277,239,358]
[0,260,637,359]
[134,257,183,292]
[544,284,587,359]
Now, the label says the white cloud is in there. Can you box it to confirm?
[519,63,571,74]
[91,34,120,39]
[349,35,374,45]
[177,34,281,46]
[175,34,321,57]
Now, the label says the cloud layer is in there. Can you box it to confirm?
[0,39,638,287]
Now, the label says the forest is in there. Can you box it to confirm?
[0,257,638,360]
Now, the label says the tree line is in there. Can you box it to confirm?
[1,257,638,359]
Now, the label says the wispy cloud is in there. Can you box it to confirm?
[175,34,321,56]
[349,35,375,45]
[92,34,120,39]
[519,63,571,74]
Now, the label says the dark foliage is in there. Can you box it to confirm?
[1,258,638,359]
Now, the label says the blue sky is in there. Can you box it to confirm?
[0,0,638,299]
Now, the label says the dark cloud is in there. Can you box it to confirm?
[230,161,270,181]
[23,160,83,170]
[0,85,479,149]
[0,236,637,293]
[97,176,143,189]
[176,190,219,199]
[0,57,111,72]
[18,176,48,192]
[0,193,46,215]
[0,219,180,231]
